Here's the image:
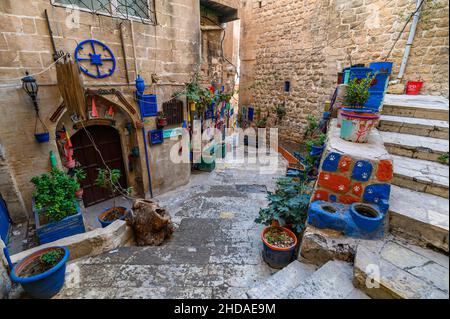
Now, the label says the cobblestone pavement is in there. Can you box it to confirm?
[55,145,288,299]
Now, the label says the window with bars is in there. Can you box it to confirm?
[52,0,156,24]
[163,99,184,126]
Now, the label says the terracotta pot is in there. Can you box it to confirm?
[75,188,83,199]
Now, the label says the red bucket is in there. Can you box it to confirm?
[406,81,423,95]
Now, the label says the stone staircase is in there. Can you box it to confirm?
[378,94,449,252]
[245,94,449,300]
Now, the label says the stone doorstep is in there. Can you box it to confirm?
[246,261,317,299]
[10,220,134,264]
[380,131,449,163]
[286,260,369,299]
[382,95,449,121]
[353,238,449,299]
[389,185,449,253]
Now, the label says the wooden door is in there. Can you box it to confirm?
[71,125,127,207]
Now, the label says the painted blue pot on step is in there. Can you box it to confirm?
[11,246,69,299]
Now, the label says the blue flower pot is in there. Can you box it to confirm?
[98,206,127,228]
[34,132,50,143]
[11,246,69,299]
[310,145,325,157]
[262,226,298,269]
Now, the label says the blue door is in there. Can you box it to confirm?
[0,194,11,243]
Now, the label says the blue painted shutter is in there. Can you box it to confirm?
[0,194,10,243]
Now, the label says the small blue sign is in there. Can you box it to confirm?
[149,129,163,145]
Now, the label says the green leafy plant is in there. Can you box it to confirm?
[306,133,327,151]
[73,168,87,183]
[40,249,64,268]
[254,117,267,128]
[344,73,377,108]
[274,103,286,122]
[255,177,313,234]
[174,74,213,116]
[157,111,167,120]
[31,168,79,222]
[304,114,319,139]
[438,153,449,165]
[95,169,132,213]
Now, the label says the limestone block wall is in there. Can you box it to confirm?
[0,0,204,217]
[239,0,449,144]
[312,120,393,211]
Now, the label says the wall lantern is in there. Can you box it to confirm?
[21,71,49,143]
[21,71,40,114]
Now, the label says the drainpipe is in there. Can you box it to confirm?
[396,0,423,80]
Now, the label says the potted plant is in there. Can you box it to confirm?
[156,111,168,128]
[256,177,312,268]
[73,168,87,199]
[95,168,132,228]
[31,168,85,244]
[306,133,327,157]
[10,246,69,299]
[175,74,213,118]
[273,103,286,125]
[340,74,380,143]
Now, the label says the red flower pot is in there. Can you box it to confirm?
[157,118,168,127]
[75,188,83,199]
[406,81,423,95]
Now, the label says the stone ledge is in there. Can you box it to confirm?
[11,220,134,264]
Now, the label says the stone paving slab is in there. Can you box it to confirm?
[246,261,317,299]
[287,260,369,299]
[354,237,449,299]
[381,131,449,162]
[55,145,286,299]
[379,115,449,139]
[389,185,449,252]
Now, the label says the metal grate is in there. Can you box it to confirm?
[163,99,184,125]
[53,0,156,25]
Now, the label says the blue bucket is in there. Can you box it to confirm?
[11,246,69,299]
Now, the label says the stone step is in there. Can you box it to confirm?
[391,155,449,199]
[380,131,449,163]
[287,260,369,299]
[353,236,449,299]
[378,115,449,140]
[246,261,316,299]
[389,185,449,252]
[383,94,449,121]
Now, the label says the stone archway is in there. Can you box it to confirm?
[54,90,145,203]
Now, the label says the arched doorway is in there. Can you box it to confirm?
[72,125,127,207]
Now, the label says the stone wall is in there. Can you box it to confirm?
[0,0,205,219]
[239,0,449,144]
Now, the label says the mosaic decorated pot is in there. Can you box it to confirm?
[340,110,379,143]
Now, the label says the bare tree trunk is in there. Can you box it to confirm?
[126,199,174,246]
